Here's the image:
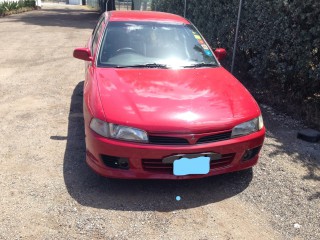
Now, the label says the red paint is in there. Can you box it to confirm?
[96,67,260,133]
[75,11,265,179]
[108,10,190,24]
[73,48,92,61]
[214,48,227,61]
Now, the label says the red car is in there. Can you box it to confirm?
[73,11,265,179]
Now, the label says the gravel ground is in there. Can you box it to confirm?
[0,3,319,239]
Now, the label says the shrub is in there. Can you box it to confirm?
[152,0,320,127]
[0,0,36,16]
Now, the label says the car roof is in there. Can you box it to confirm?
[108,11,190,24]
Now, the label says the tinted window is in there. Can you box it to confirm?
[98,21,218,68]
[91,18,105,55]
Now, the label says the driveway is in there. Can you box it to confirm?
[0,3,319,239]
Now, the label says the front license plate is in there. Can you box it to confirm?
[173,156,210,176]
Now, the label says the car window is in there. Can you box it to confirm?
[91,17,105,55]
[97,21,218,68]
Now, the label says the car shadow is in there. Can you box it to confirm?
[60,81,253,212]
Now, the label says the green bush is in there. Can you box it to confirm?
[0,0,36,16]
[152,0,320,127]
[23,0,36,7]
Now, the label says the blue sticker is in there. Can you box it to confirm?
[204,50,213,56]
[173,156,210,176]
[176,196,181,201]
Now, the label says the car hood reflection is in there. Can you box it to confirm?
[96,67,259,133]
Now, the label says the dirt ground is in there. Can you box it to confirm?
[0,3,319,240]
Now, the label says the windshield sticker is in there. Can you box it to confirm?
[204,49,213,56]
[202,44,209,50]
[192,32,212,56]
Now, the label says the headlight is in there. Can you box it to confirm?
[89,118,148,143]
[231,115,264,138]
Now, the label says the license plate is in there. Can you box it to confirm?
[173,156,210,176]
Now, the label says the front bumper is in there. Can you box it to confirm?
[84,126,265,179]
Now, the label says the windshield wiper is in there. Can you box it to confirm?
[183,62,217,68]
[115,63,168,69]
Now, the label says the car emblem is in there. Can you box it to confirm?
[189,134,197,144]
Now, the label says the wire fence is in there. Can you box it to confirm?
[115,0,151,10]
[115,0,131,10]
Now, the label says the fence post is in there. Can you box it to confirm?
[231,0,243,74]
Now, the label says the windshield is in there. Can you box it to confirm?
[97,21,218,68]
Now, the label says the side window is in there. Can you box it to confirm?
[91,17,105,55]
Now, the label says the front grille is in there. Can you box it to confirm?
[148,136,189,145]
[142,153,235,173]
[197,131,232,144]
[148,131,232,145]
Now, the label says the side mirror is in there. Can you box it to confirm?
[73,48,93,61]
[214,48,227,61]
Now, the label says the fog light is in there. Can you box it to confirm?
[242,146,262,161]
[101,155,129,170]
[118,158,129,169]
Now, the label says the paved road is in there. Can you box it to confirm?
[0,4,319,239]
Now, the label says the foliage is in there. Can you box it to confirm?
[152,0,320,127]
[0,0,36,15]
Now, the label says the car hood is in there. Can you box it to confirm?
[96,67,260,133]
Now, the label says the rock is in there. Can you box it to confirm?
[294,223,301,229]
